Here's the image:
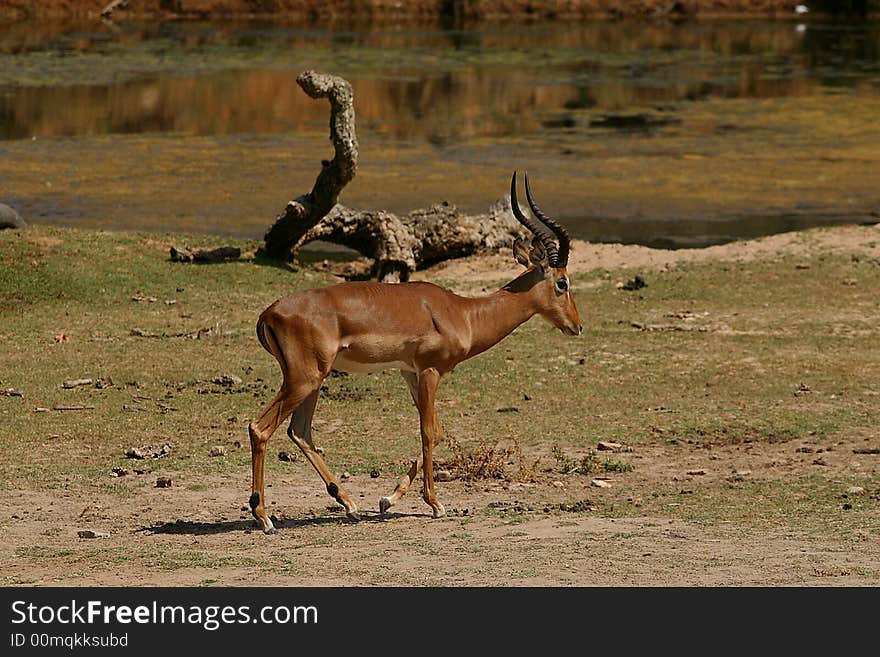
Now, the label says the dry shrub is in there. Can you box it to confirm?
[440,436,539,482]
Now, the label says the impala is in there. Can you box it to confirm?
[248,171,582,532]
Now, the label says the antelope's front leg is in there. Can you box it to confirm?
[417,368,446,518]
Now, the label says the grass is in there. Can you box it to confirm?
[1,223,879,578]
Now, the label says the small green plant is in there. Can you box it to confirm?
[552,446,634,475]
[552,445,599,474]
[601,458,634,473]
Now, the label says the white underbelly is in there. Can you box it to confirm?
[331,352,415,374]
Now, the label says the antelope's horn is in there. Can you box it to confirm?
[524,172,570,268]
[510,170,559,266]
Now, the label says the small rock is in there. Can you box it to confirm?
[794,383,812,396]
[340,471,351,481]
[558,500,594,512]
[496,406,519,413]
[591,478,612,488]
[0,203,27,230]
[77,530,110,539]
[621,275,647,291]
[212,374,243,386]
[155,476,172,488]
[125,447,147,459]
[597,441,623,451]
[687,469,707,476]
[842,503,853,510]
[812,457,829,466]
[62,378,94,389]
[795,263,811,270]
[726,469,751,482]
[552,480,565,488]
[110,467,129,477]
[209,446,227,457]
[370,469,381,478]
[277,451,297,462]
[435,469,452,482]
[842,278,858,286]
[846,486,865,495]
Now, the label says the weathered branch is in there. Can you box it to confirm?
[261,71,358,260]
[100,0,129,18]
[294,196,527,282]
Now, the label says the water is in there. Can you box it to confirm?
[1,18,878,248]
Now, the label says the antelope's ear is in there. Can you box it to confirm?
[513,237,531,267]
[529,237,549,270]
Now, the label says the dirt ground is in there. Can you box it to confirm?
[2,224,878,587]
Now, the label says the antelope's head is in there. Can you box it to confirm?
[510,171,583,337]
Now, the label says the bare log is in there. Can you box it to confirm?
[261,71,358,260]
[169,245,241,263]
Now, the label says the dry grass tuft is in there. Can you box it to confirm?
[440,436,540,482]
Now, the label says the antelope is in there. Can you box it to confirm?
[248,171,582,533]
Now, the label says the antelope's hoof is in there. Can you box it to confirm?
[346,510,361,522]
[432,503,446,519]
[255,517,276,534]
[379,496,393,514]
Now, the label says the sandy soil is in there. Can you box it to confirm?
[417,222,880,288]
[2,427,877,586]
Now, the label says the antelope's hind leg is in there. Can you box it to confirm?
[249,383,314,533]
[287,388,361,521]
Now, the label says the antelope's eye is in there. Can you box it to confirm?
[555,278,569,293]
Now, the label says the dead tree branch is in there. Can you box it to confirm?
[261,71,358,260]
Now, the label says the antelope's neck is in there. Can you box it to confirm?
[463,283,539,359]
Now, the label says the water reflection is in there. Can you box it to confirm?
[0,19,878,141]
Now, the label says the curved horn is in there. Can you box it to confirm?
[510,171,559,266]
[525,173,570,268]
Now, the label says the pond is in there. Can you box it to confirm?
[0,17,878,248]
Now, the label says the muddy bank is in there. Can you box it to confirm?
[2,1,874,23]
